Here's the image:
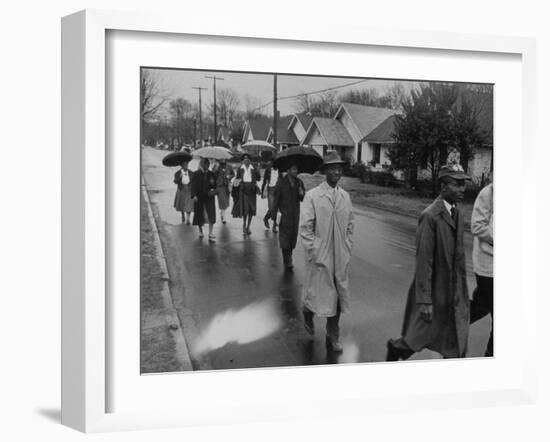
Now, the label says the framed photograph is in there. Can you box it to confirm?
[62,9,536,433]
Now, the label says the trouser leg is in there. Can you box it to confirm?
[282,248,293,269]
[470,274,494,356]
[326,301,341,341]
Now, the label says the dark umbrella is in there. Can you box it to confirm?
[162,150,193,167]
[273,146,323,174]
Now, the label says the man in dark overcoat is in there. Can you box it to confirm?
[191,157,217,242]
[386,163,471,360]
[273,163,305,270]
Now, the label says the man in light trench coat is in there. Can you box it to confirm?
[300,151,354,353]
[386,163,471,361]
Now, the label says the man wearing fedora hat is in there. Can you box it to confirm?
[300,151,354,352]
[386,162,472,361]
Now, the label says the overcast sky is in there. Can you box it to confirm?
[145,68,421,117]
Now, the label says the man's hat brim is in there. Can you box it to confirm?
[439,171,471,180]
[320,160,347,170]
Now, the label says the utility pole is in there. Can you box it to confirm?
[192,87,207,147]
[205,75,224,144]
[273,74,278,150]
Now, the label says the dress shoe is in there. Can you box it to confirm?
[325,337,343,352]
[385,339,414,361]
[264,219,270,230]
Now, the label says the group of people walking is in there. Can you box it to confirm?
[172,151,493,359]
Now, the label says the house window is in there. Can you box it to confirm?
[372,144,381,164]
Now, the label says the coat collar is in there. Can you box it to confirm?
[318,181,344,206]
[434,196,457,230]
[319,180,341,196]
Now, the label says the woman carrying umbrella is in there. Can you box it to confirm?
[231,153,261,236]
[273,161,305,270]
[173,160,194,224]
[272,146,323,269]
[162,150,194,224]
[191,157,217,242]
[213,159,235,224]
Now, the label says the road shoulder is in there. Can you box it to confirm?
[140,179,193,373]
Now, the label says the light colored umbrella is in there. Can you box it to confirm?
[241,140,277,157]
[192,145,232,160]
[187,158,200,172]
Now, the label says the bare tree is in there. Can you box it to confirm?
[141,70,169,123]
[244,94,264,119]
[293,93,312,114]
[294,91,338,117]
[216,88,241,127]
[384,83,410,110]
[168,97,193,149]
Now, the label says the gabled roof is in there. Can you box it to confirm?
[302,117,354,147]
[267,115,298,144]
[243,118,272,142]
[289,113,313,131]
[364,115,399,143]
[267,126,299,145]
[334,102,398,141]
[217,126,230,140]
[249,119,272,140]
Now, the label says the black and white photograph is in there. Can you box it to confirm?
[140,67,494,373]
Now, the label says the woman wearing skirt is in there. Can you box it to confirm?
[231,153,260,236]
[214,159,234,224]
[173,160,194,224]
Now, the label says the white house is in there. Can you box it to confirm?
[333,102,398,164]
[300,117,355,158]
[362,114,399,168]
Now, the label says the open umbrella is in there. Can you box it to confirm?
[241,140,277,157]
[273,146,323,174]
[192,145,233,160]
[162,150,193,167]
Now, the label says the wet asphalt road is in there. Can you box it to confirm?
[142,147,491,370]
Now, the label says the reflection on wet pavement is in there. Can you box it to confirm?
[192,299,282,357]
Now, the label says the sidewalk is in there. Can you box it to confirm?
[140,183,193,374]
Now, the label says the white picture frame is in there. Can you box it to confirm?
[61,9,537,433]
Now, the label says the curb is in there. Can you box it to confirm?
[141,178,194,372]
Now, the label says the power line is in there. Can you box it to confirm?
[250,79,370,113]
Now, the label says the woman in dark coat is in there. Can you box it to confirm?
[191,157,217,242]
[273,163,305,270]
[231,153,260,235]
[214,160,235,224]
[173,160,194,224]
